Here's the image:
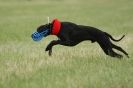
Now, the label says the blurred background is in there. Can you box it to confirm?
[0,0,133,88]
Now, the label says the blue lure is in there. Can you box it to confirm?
[31,29,48,41]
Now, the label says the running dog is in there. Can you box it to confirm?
[31,19,129,58]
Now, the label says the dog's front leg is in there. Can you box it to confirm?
[59,41,77,46]
[45,40,77,56]
[45,40,60,56]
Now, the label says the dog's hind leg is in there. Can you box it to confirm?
[98,39,123,58]
[111,44,129,58]
[108,49,123,58]
[99,45,123,58]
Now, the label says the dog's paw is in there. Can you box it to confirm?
[48,49,52,56]
[45,47,52,56]
[126,55,129,58]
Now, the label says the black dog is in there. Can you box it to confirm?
[32,19,129,58]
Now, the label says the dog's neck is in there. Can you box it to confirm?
[49,19,61,35]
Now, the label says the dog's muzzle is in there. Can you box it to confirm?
[31,30,48,41]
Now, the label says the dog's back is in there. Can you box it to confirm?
[60,22,105,42]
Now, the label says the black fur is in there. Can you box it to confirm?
[36,21,129,58]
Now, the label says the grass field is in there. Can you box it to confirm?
[0,0,133,88]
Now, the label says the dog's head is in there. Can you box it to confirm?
[31,19,61,41]
[31,23,51,41]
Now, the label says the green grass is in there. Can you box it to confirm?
[0,0,133,88]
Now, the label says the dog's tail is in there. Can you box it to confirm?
[105,32,125,42]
